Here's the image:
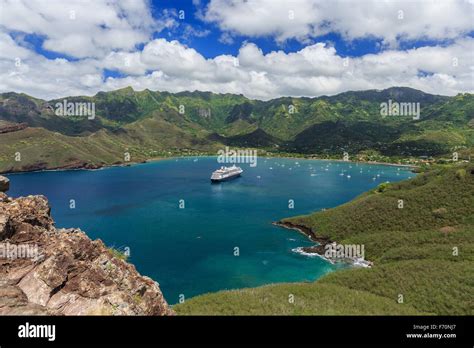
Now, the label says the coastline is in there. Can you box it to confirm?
[0,157,170,175]
[324,158,418,169]
[1,153,417,175]
[263,154,419,169]
[273,220,373,268]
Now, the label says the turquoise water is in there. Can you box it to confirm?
[6,157,412,303]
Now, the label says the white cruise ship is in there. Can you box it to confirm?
[211,165,243,182]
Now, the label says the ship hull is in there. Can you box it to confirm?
[211,172,242,183]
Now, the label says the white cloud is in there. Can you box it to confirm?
[0,0,472,100]
[141,39,210,77]
[180,25,211,41]
[0,33,32,60]
[0,0,175,58]
[218,32,234,45]
[1,33,473,100]
[202,0,474,45]
[103,37,474,100]
[102,51,148,76]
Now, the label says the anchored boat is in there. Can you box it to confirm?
[211,165,243,182]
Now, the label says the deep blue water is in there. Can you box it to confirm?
[6,157,413,303]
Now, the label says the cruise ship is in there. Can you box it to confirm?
[211,165,243,182]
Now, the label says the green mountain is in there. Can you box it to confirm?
[0,87,472,173]
[174,162,474,315]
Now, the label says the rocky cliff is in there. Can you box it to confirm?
[0,176,9,192]
[0,121,28,134]
[0,176,173,315]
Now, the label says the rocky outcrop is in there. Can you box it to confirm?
[0,161,104,175]
[0,176,9,192]
[0,122,28,134]
[0,193,173,316]
[274,220,373,267]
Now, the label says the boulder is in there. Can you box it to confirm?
[0,176,9,192]
[0,214,13,240]
[0,284,54,315]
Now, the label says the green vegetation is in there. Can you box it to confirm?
[1,87,473,173]
[175,163,474,315]
[108,247,129,261]
[1,86,473,315]
[174,283,424,315]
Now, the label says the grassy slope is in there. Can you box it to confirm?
[0,128,132,171]
[0,115,220,172]
[175,163,474,315]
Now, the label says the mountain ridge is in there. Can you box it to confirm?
[1,87,472,173]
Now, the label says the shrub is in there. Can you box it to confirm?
[455,168,466,180]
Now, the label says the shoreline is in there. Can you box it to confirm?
[1,153,418,175]
[323,158,418,169]
[273,220,373,268]
[264,155,418,169]
[0,157,171,175]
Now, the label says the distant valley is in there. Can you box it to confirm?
[0,87,473,173]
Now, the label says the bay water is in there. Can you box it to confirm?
[6,157,412,303]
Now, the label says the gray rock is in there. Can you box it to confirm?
[0,176,9,192]
[0,214,13,240]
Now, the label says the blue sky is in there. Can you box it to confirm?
[0,0,473,99]
[18,0,387,62]
[152,0,413,59]
[154,0,474,57]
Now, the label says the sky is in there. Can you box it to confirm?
[0,0,473,100]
